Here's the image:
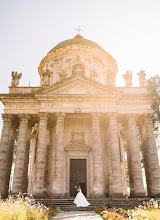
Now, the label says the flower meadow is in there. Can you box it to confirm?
[95,199,160,220]
[0,194,60,220]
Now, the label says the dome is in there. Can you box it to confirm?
[39,34,118,87]
[49,35,104,53]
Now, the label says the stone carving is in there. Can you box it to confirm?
[90,70,98,80]
[123,70,132,87]
[137,70,146,87]
[71,132,85,144]
[106,69,115,86]
[65,144,91,152]
[72,64,85,75]
[2,113,13,122]
[143,113,153,123]
[11,71,22,87]
[59,69,68,79]
[38,112,49,122]
[76,55,80,61]
[41,69,52,86]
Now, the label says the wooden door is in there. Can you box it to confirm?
[70,159,87,197]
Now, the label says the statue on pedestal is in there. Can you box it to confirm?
[123,70,132,87]
[11,71,22,87]
[41,69,52,86]
[137,70,146,87]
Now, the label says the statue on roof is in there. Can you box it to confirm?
[11,71,22,87]
[123,70,132,87]
[106,69,115,86]
[137,70,146,87]
[59,69,68,79]
[41,69,52,86]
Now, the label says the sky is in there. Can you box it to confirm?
[0,0,160,134]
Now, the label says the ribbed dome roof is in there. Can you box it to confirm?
[49,35,103,53]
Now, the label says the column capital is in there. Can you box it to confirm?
[91,112,101,118]
[19,113,30,122]
[38,112,49,122]
[55,112,66,118]
[107,112,118,120]
[142,113,153,124]
[126,113,137,122]
[2,113,13,122]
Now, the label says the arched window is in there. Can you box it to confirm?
[72,64,85,76]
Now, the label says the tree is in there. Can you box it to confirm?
[147,74,160,126]
[147,74,160,148]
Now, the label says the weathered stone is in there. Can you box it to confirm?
[126,114,145,197]
[0,35,159,199]
[33,113,49,196]
[0,114,13,197]
[12,114,30,194]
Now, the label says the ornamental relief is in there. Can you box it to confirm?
[61,85,94,94]
[71,132,85,144]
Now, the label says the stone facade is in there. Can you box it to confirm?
[0,34,160,198]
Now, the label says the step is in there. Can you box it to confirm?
[34,197,159,211]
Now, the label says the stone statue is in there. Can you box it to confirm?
[90,70,98,80]
[123,70,132,87]
[11,71,22,87]
[41,69,52,86]
[137,70,146,87]
[106,69,115,86]
[59,69,68,79]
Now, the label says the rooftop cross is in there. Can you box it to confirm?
[75,26,83,35]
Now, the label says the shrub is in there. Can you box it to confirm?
[0,194,61,220]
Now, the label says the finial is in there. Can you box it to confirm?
[75,26,83,35]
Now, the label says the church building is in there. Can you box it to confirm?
[0,34,160,199]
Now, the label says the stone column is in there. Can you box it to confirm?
[33,113,48,196]
[91,113,103,196]
[0,114,13,197]
[127,114,145,197]
[108,113,123,196]
[7,119,17,192]
[140,114,160,196]
[22,125,32,193]
[12,114,30,194]
[123,123,135,197]
[53,112,66,196]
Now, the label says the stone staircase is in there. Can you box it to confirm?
[35,197,150,211]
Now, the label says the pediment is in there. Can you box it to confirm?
[34,75,121,96]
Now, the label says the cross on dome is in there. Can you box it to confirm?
[75,26,83,35]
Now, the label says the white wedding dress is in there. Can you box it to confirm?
[74,189,90,207]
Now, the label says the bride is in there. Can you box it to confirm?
[74,186,90,207]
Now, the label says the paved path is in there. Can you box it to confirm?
[53,211,103,219]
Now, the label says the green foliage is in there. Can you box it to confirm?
[147,74,160,125]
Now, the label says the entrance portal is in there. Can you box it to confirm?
[70,159,87,197]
